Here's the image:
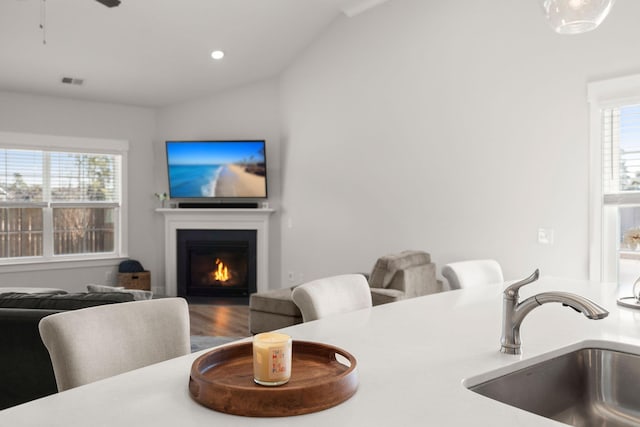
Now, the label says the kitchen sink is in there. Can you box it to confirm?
[467,347,640,427]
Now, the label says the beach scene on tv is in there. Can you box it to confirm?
[166,141,267,198]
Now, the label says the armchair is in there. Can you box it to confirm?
[248,250,442,334]
[368,250,442,305]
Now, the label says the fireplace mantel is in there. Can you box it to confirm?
[157,208,274,296]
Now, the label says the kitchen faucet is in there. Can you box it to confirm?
[500,269,609,355]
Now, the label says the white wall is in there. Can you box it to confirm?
[0,91,157,292]
[279,0,640,284]
[155,78,282,289]
[4,0,640,293]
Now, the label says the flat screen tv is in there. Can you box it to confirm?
[165,140,267,199]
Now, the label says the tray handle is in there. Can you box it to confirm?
[331,347,357,369]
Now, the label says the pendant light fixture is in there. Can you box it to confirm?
[540,0,616,34]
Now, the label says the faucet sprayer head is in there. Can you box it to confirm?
[536,292,609,320]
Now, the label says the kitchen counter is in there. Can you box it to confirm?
[2,276,638,426]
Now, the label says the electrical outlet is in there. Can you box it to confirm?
[288,271,294,281]
[105,270,113,283]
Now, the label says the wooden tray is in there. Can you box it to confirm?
[189,340,358,417]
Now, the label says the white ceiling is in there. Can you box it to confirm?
[0,0,386,107]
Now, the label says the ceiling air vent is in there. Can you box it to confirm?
[61,77,84,86]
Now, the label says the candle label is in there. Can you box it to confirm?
[269,347,288,379]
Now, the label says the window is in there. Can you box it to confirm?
[0,132,128,265]
[589,75,640,290]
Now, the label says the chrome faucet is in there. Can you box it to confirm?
[500,269,609,355]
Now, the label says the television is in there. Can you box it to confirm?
[165,140,267,199]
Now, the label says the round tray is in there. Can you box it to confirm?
[189,340,359,417]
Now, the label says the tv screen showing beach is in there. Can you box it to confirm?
[166,141,267,199]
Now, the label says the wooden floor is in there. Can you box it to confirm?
[188,303,250,337]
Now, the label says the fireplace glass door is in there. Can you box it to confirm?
[177,229,256,298]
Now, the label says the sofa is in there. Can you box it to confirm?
[0,290,135,410]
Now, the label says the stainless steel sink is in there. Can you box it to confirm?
[468,347,640,427]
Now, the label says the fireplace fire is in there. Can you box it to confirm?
[213,259,230,283]
[177,229,257,298]
[189,249,247,288]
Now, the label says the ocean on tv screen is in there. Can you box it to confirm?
[169,164,221,198]
[168,164,267,198]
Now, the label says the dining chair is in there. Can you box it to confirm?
[441,259,504,290]
[39,297,190,392]
[291,274,373,322]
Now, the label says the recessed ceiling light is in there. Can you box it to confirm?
[211,50,225,60]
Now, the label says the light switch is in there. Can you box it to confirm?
[538,228,554,245]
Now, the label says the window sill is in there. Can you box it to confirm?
[0,255,129,273]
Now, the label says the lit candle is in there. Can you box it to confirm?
[252,332,292,386]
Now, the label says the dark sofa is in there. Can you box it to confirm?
[0,291,135,410]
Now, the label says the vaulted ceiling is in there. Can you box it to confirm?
[0,0,387,107]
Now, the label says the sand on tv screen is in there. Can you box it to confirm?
[166,140,267,199]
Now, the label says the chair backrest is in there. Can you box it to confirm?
[291,274,373,322]
[441,259,504,290]
[39,298,190,391]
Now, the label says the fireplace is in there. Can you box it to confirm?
[177,229,257,298]
[159,207,273,297]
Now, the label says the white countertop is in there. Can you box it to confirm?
[3,276,639,426]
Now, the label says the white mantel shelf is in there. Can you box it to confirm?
[156,208,274,214]
[156,208,274,296]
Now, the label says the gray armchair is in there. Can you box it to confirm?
[248,250,442,334]
[368,250,442,306]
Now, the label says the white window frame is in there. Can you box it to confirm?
[0,131,129,271]
[588,74,640,282]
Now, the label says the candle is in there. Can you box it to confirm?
[253,332,292,386]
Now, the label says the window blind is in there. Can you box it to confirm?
[0,149,44,202]
[0,149,120,204]
[602,104,640,204]
[49,152,120,202]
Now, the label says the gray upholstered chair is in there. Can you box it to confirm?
[39,298,190,391]
[441,259,504,290]
[291,274,372,322]
[368,250,442,305]
[248,250,441,333]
